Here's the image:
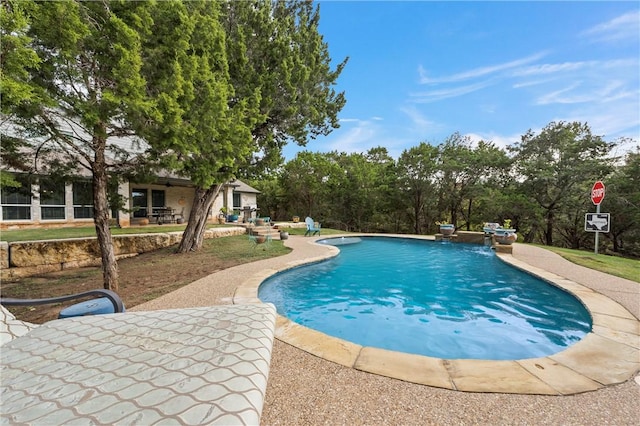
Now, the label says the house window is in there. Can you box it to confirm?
[132,188,148,218]
[151,190,165,210]
[73,180,94,219]
[40,178,66,220]
[1,174,32,220]
[233,192,241,210]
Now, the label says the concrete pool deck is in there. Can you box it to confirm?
[133,235,640,424]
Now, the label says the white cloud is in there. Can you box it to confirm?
[418,52,547,84]
[536,82,592,105]
[409,81,493,103]
[324,118,381,154]
[400,106,444,135]
[582,10,640,43]
[511,61,594,77]
[512,78,554,89]
[512,59,636,78]
[560,96,640,140]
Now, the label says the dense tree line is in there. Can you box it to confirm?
[250,122,640,258]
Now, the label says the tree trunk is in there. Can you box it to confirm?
[609,232,620,253]
[450,207,457,228]
[177,185,220,253]
[93,142,119,291]
[413,193,422,234]
[545,209,554,246]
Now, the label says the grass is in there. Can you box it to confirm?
[534,245,640,283]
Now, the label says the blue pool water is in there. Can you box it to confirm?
[258,237,592,360]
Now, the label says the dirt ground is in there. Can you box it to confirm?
[1,235,289,324]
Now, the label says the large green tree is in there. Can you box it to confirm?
[140,0,258,253]
[396,142,439,234]
[509,121,615,246]
[141,0,347,252]
[2,0,153,290]
[329,150,390,231]
[605,148,640,255]
[436,133,510,230]
[0,0,41,187]
[279,151,341,219]
[225,0,348,178]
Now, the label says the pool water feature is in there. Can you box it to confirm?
[258,237,592,360]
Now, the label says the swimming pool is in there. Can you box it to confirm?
[258,236,592,360]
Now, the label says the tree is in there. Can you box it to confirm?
[2,0,154,290]
[436,133,510,230]
[140,0,257,253]
[361,147,397,232]
[250,176,285,220]
[605,147,640,256]
[279,151,341,219]
[396,142,439,234]
[226,0,348,178]
[0,0,41,187]
[141,0,347,252]
[509,121,615,246]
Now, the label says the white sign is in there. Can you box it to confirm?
[585,213,610,233]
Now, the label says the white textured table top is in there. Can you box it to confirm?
[1,304,276,425]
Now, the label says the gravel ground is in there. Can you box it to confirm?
[263,340,639,425]
[134,236,640,426]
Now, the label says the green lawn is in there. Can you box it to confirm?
[534,245,640,283]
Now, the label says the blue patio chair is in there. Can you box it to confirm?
[304,217,321,236]
[248,227,272,249]
[1,289,125,344]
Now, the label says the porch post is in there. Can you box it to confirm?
[118,181,131,228]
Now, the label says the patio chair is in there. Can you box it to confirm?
[248,227,272,249]
[304,216,321,236]
[175,207,185,224]
[1,289,125,345]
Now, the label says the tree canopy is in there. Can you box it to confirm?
[137,0,348,252]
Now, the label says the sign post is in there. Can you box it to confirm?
[590,181,605,254]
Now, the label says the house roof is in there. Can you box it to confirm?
[229,179,260,194]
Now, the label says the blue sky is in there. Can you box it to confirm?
[283,1,640,159]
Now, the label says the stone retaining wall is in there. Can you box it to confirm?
[1,227,246,280]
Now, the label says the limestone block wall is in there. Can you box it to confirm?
[1,227,246,280]
[0,242,8,269]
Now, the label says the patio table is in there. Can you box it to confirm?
[1,304,276,425]
[149,207,176,224]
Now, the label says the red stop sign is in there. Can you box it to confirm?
[591,181,605,205]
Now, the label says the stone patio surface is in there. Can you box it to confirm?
[133,235,640,425]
